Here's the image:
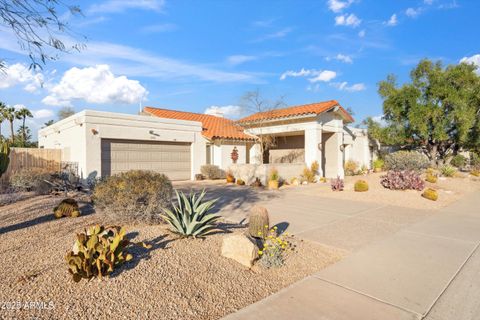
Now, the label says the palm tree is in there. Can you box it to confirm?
[3,107,21,144]
[16,107,33,145]
[0,102,7,140]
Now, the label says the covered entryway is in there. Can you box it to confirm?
[101,139,191,180]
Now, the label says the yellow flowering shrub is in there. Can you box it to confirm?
[257,225,293,268]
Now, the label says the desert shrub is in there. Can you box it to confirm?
[384,151,429,171]
[249,206,269,238]
[450,154,467,168]
[344,160,359,176]
[66,225,150,282]
[54,198,80,218]
[257,226,292,269]
[200,165,225,180]
[470,153,480,169]
[301,161,319,183]
[10,168,54,195]
[380,170,425,190]
[162,190,220,237]
[269,168,279,181]
[422,188,438,201]
[354,180,369,192]
[330,176,344,191]
[470,169,480,177]
[93,170,173,223]
[440,165,457,177]
[373,158,384,171]
[426,172,438,183]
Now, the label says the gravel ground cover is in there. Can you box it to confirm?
[292,172,480,210]
[0,194,345,320]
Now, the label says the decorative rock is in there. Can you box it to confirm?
[221,234,259,268]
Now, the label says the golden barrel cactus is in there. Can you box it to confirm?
[354,180,369,192]
[422,188,438,201]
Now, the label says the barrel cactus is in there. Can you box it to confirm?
[249,206,270,238]
[66,225,150,282]
[0,141,10,178]
[426,172,438,183]
[54,198,81,219]
[422,188,438,201]
[354,180,369,192]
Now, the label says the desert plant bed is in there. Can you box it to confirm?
[0,195,344,320]
[294,172,479,210]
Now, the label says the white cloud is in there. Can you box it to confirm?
[309,70,337,83]
[0,63,44,92]
[280,68,337,83]
[255,27,293,42]
[204,105,245,119]
[89,0,164,13]
[226,55,257,66]
[406,7,421,18]
[358,29,366,37]
[424,0,434,4]
[33,109,55,119]
[386,14,398,26]
[335,13,361,27]
[42,65,148,106]
[327,54,353,64]
[332,81,366,92]
[327,0,354,13]
[460,54,480,74]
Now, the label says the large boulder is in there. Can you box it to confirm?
[221,234,259,268]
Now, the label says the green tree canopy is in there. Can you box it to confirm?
[370,59,480,163]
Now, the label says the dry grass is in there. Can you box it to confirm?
[0,195,344,320]
[295,172,480,210]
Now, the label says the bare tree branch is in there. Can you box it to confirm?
[0,0,84,70]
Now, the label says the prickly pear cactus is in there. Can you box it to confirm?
[54,198,81,219]
[66,225,151,282]
[249,206,270,238]
[0,141,10,178]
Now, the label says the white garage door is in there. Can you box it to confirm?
[101,139,191,180]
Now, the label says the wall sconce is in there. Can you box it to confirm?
[317,143,322,151]
[339,144,345,152]
[91,128,98,135]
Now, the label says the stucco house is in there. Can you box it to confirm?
[38,100,372,182]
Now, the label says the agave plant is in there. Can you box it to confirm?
[162,189,220,238]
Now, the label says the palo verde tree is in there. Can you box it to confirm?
[0,0,84,70]
[372,59,480,164]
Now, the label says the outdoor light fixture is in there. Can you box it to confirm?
[339,144,345,151]
[317,143,322,151]
[91,128,98,135]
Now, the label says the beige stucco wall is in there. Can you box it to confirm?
[343,127,372,169]
[210,141,248,170]
[38,110,205,180]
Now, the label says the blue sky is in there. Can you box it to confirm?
[0,0,479,139]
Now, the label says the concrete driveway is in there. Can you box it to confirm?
[175,181,480,320]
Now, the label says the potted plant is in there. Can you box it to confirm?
[268,168,279,190]
[226,170,235,183]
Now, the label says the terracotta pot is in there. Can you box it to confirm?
[268,180,279,190]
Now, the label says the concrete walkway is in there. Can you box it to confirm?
[223,192,480,320]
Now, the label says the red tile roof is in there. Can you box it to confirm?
[237,100,354,123]
[143,106,255,141]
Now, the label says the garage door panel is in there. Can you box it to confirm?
[101,139,191,180]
